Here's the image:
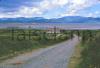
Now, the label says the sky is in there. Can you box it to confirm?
[0,0,100,19]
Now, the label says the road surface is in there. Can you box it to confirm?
[0,35,80,68]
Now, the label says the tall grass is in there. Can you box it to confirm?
[77,30,100,68]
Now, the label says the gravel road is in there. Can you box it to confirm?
[0,35,79,68]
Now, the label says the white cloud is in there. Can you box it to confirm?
[72,0,86,5]
[0,12,21,18]
[52,0,69,6]
[0,0,100,18]
[0,0,69,18]
[18,6,42,17]
[40,0,51,10]
[0,6,43,18]
[61,0,100,17]
[86,11,100,17]
[39,0,69,11]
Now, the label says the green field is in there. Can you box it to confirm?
[0,29,72,61]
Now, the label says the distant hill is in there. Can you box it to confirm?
[0,16,100,23]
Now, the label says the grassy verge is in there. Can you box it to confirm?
[68,43,83,68]
[68,30,100,68]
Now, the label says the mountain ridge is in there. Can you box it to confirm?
[0,16,100,23]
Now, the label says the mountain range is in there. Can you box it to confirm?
[0,16,100,23]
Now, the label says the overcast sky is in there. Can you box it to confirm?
[0,0,100,18]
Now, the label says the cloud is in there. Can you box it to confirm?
[39,0,69,11]
[0,0,100,18]
[0,7,43,18]
[0,0,69,18]
[0,0,42,12]
[86,11,100,17]
[18,6,42,17]
[61,0,100,16]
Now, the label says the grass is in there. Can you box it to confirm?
[0,29,70,62]
[68,43,83,68]
[68,30,100,68]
